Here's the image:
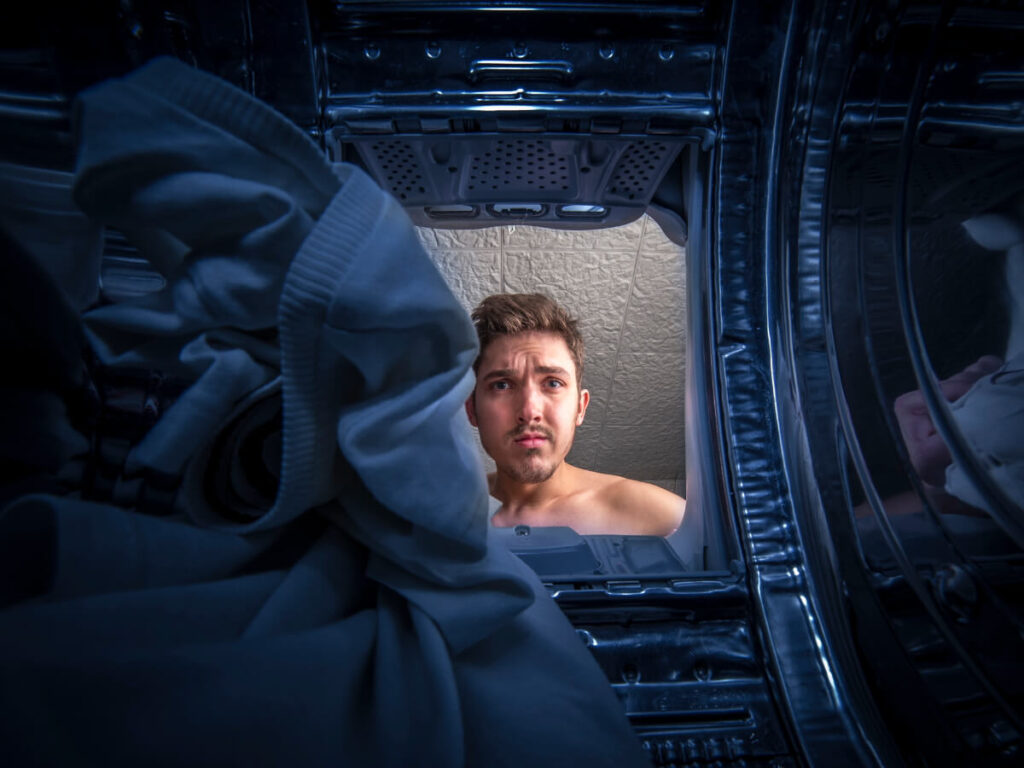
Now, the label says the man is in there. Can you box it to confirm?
[465,293,686,537]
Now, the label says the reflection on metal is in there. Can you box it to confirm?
[556,204,608,217]
[467,59,575,81]
[889,13,1024,550]
[784,0,1024,764]
[710,0,898,763]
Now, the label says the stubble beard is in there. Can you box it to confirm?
[506,448,558,484]
[501,424,575,484]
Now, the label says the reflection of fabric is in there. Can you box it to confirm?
[962,214,1024,360]
[945,353,1024,512]
[0,58,647,767]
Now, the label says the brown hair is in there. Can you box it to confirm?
[471,293,584,385]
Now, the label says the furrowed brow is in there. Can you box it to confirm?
[536,366,570,377]
[482,368,515,381]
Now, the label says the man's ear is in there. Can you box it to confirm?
[465,392,478,427]
[576,388,590,425]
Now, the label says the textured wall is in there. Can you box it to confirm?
[418,215,686,494]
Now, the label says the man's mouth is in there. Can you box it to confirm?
[514,433,549,449]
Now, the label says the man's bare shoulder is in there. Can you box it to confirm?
[573,468,686,536]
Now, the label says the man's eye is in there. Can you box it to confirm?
[545,379,565,389]
[491,381,511,391]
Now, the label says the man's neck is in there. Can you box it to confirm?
[490,461,580,514]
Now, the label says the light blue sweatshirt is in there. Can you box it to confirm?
[0,58,649,768]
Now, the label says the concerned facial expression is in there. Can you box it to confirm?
[466,331,590,484]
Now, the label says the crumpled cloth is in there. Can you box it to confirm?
[0,57,648,767]
[950,215,1024,513]
[945,353,1024,514]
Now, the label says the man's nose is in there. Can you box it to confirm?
[517,384,543,422]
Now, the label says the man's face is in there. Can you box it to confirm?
[466,331,589,484]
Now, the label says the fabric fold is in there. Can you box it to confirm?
[0,56,649,767]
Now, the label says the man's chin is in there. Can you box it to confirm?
[504,458,557,484]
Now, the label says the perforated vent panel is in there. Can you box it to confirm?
[349,134,684,224]
[371,140,427,200]
[467,140,571,193]
[607,141,673,200]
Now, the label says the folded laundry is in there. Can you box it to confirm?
[0,58,648,767]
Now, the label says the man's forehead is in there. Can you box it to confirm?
[479,331,575,373]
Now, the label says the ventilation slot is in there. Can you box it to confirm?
[467,139,570,193]
[607,141,671,200]
[371,140,426,200]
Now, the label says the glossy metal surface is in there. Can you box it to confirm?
[321,1,721,227]
[759,0,1024,764]
[559,575,797,767]
[708,3,899,763]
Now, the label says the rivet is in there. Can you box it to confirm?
[658,45,674,62]
[599,43,615,60]
[364,43,380,60]
[425,41,441,59]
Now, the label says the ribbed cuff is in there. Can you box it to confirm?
[274,167,385,521]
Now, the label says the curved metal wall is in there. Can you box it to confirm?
[715,0,1024,765]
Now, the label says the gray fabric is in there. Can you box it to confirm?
[0,58,649,767]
